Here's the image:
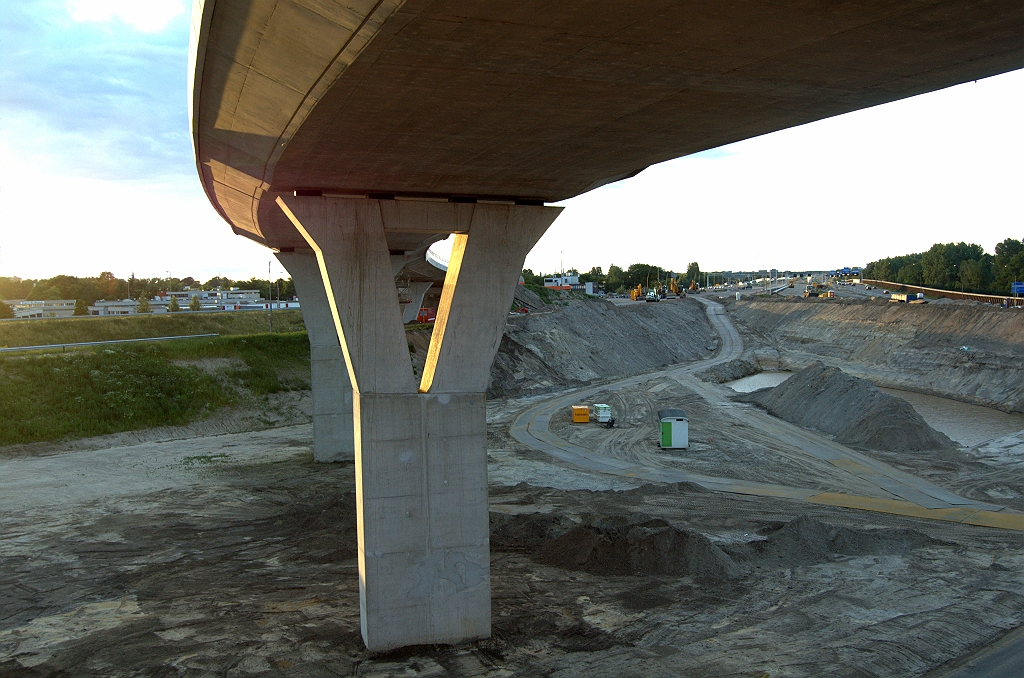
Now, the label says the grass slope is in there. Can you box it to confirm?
[0,332,311,446]
[0,310,305,349]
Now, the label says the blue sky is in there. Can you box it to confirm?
[1,0,1022,281]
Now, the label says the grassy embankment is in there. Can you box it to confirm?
[0,311,312,446]
[0,309,305,348]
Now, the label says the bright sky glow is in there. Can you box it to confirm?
[67,0,186,33]
[1,0,1021,281]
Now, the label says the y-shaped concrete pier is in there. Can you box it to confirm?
[275,196,560,649]
[275,250,354,463]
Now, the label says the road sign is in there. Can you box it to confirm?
[1011,282,1024,295]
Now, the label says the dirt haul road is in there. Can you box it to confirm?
[2,299,1024,677]
[513,298,1024,531]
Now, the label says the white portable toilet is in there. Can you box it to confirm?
[658,409,689,449]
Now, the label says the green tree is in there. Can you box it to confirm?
[579,266,604,285]
[958,258,987,292]
[605,265,625,292]
[189,295,202,312]
[623,263,666,290]
[921,244,952,288]
[993,238,1024,294]
[137,297,152,313]
[0,277,34,300]
[896,264,922,286]
[73,299,89,316]
[682,262,702,288]
[168,296,180,312]
[27,285,63,301]
[0,301,13,319]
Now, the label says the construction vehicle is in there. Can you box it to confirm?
[669,278,679,295]
[688,280,700,293]
[804,282,830,298]
[630,283,645,301]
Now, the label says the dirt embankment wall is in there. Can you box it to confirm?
[406,299,717,397]
[476,299,717,398]
[726,298,1024,412]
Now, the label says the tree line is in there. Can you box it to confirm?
[863,238,1024,296]
[522,262,702,294]
[0,273,297,318]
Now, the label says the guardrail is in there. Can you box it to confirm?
[0,334,220,354]
[861,279,1024,306]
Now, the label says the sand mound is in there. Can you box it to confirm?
[735,361,955,451]
[489,512,577,552]
[531,515,740,580]
[729,516,944,567]
[696,357,761,384]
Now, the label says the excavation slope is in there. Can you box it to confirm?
[736,361,956,452]
[727,298,1024,412]
[488,299,718,397]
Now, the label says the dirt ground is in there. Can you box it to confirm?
[3,299,1024,676]
[3,409,1023,677]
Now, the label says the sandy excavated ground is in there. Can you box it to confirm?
[3,299,1024,676]
[3,421,1023,678]
[723,297,1024,412]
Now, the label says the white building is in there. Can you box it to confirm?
[6,299,77,319]
[146,288,299,313]
[88,299,139,316]
[543,275,579,288]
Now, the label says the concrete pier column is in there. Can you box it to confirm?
[275,250,354,462]
[401,281,433,324]
[276,195,561,651]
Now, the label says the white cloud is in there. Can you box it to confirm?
[67,0,185,33]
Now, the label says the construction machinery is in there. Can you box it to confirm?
[804,282,829,298]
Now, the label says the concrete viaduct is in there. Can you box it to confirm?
[189,0,1023,651]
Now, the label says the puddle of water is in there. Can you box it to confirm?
[725,371,793,393]
[881,388,1024,448]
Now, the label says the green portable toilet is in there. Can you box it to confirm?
[658,409,688,449]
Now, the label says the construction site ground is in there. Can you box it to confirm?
[3,297,1023,677]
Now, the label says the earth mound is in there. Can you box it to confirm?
[735,361,955,451]
[725,516,945,567]
[696,357,761,384]
[530,515,740,581]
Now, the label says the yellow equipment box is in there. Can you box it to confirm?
[571,405,590,423]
